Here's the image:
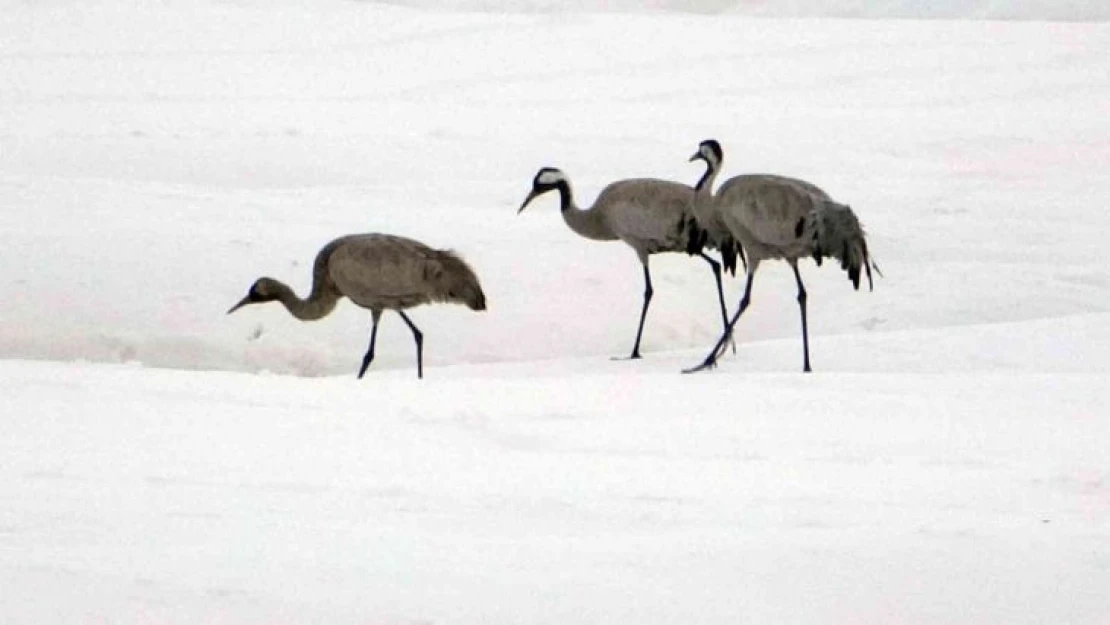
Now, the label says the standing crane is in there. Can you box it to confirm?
[518,166,740,359]
[684,139,877,373]
[227,233,487,379]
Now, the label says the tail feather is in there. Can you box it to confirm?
[732,239,747,273]
[684,218,708,256]
[685,217,743,276]
[720,238,741,276]
[812,201,875,292]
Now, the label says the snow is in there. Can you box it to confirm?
[384,0,1110,21]
[4,359,1109,624]
[1,1,1108,623]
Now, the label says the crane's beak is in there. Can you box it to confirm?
[227,295,252,315]
[689,152,705,163]
[518,188,540,214]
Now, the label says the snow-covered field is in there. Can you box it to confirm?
[2,1,1108,623]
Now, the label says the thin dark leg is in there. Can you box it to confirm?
[698,252,734,353]
[397,310,424,379]
[357,316,380,379]
[683,267,755,374]
[628,264,654,359]
[792,263,812,373]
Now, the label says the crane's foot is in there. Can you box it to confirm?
[682,358,718,374]
[610,353,643,361]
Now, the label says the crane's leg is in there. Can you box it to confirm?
[683,264,757,374]
[628,264,654,359]
[697,252,735,354]
[791,262,812,373]
[357,310,383,379]
[397,310,424,379]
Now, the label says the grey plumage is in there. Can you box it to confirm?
[685,139,877,373]
[518,166,737,359]
[228,233,486,379]
[688,158,746,276]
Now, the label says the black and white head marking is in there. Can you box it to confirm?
[534,167,567,189]
[698,139,723,166]
[519,167,571,213]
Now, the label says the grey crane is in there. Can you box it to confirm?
[518,166,740,359]
[228,233,486,379]
[684,139,878,373]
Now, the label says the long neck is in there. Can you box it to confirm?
[691,158,720,227]
[271,278,338,321]
[694,158,720,199]
[556,180,617,241]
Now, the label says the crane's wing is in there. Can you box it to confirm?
[326,234,443,310]
[716,175,830,250]
[596,179,698,255]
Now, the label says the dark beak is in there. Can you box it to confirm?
[227,295,252,315]
[689,151,705,163]
[518,188,541,214]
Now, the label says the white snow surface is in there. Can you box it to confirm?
[383,0,1110,20]
[2,1,1109,623]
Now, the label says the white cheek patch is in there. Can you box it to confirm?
[537,170,565,185]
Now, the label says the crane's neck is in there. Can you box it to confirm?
[556,180,617,242]
[691,159,720,226]
[271,279,339,321]
[694,159,719,198]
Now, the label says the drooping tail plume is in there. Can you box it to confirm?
[811,201,876,291]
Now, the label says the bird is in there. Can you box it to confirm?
[227,233,487,379]
[518,165,740,359]
[684,139,878,373]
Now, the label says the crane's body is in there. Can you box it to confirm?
[228,233,486,379]
[685,140,876,373]
[519,167,737,359]
[560,178,701,253]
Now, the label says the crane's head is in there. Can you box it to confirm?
[689,139,723,167]
[227,277,281,314]
[518,167,567,214]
